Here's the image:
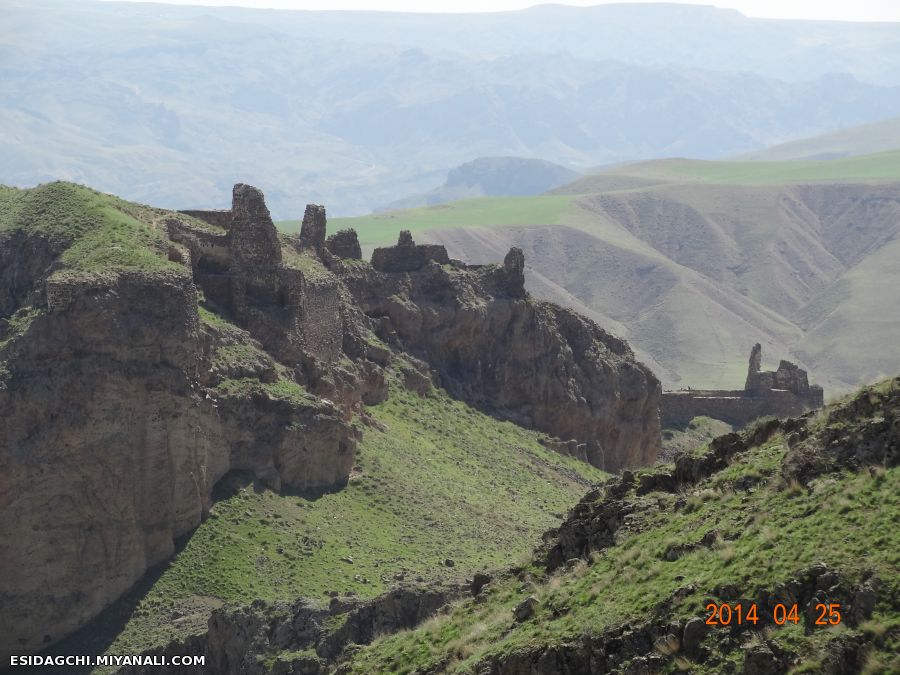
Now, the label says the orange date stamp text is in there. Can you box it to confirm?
[704,601,842,626]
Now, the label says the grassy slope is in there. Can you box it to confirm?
[343,380,900,674]
[661,416,733,461]
[0,182,185,273]
[736,116,900,162]
[794,235,900,387]
[0,182,189,383]
[282,151,900,392]
[101,378,607,657]
[278,195,574,255]
[572,150,900,187]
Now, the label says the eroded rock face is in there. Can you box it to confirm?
[0,242,357,658]
[341,248,661,472]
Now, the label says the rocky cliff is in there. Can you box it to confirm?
[0,181,660,657]
[0,184,360,658]
[347,233,660,471]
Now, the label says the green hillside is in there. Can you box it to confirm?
[64,372,606,661]
[278,195,574,252]
[563,150,900,191]
[340,378,900,674]
[0,182,186,273]
[285,151,900,393]
[737,116,900,162]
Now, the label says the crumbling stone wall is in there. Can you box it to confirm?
[46,275,87,312]
[745,343,813,395]
[661,344,824,428]
[371,231,450,272]
[299,274,342,362]
[299,204,327,251]
[661,389,811,428]
[165,219,230,269]
[327,229,362,260]
[168,185,346,368]
[229,184,282,267]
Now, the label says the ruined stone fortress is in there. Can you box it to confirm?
[661,343,824,428]
[172,184,511,375]
[177,185,507,317]
[175,187,355,367]
[177,185,821,435]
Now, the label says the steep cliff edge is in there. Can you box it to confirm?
[0,184,356,658]
[0,181,660,658]
[343,234,661,471]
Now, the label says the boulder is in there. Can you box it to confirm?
[513,595,540,622]
[682,617,708,653]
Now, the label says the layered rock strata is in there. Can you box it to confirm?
[0,266,356,658]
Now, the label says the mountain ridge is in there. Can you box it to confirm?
[736,116,900,161]
[377,157,580,212]
[6,0,900,217]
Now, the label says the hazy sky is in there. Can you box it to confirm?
[98,0,900,22]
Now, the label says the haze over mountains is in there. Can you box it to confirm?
[4,0,900,216]
[378,157,580,210]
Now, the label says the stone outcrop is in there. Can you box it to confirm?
[783,376,899,484]
[0,185,373,658]
[661,344,824,428]
[469,564,877,675]
[371,230,450,272]
[114,585,462,675]
[341,242,661,472]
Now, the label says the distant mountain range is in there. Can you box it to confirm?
[4,0,900,216]
[377,157,580,211]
